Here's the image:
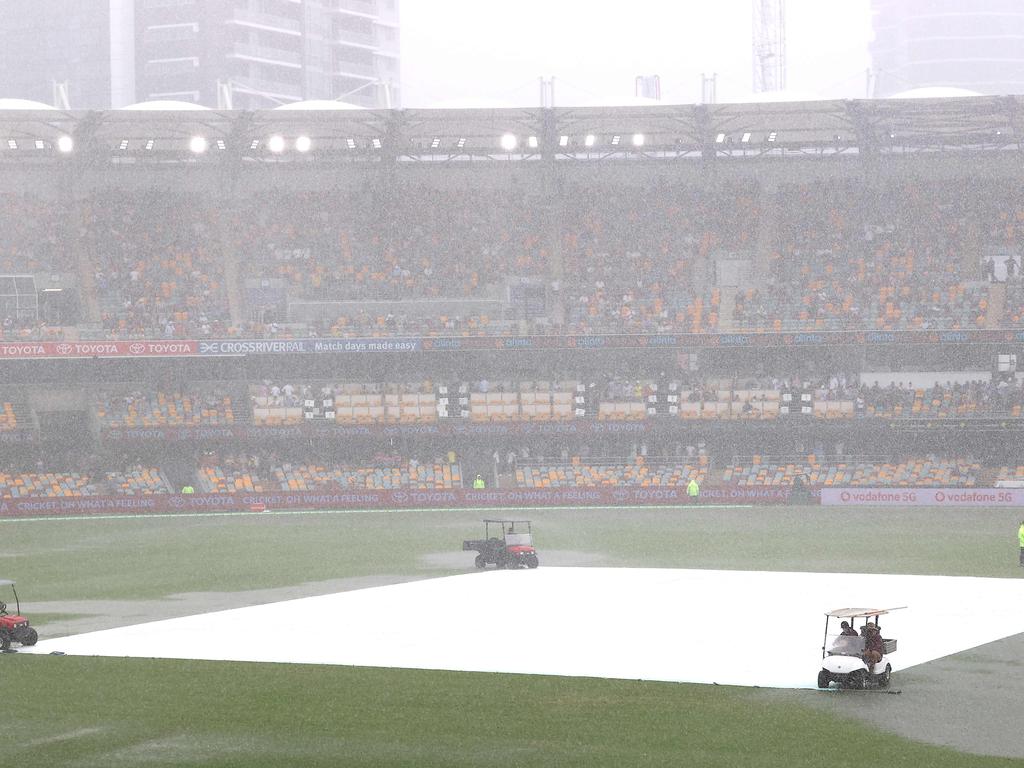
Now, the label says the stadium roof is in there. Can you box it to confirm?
[272,99,366,111]
[0,95,1020,163]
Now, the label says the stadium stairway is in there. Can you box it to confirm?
[717,289,736,331]
[987,282,1005,329]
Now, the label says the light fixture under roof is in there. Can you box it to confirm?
[527,135,538,149]
[118,139,129,150]
[611,135,620,145]
[499,133,517,151]
[430,137,440,149]
[456,137,466,148]
[584,134,596,147]
[632,133,645,147]
[741,132,751,143]
[189,135,208,154]
[558,135,569,147]
[144,139,155,150]
[249,138,260,150]
[767,131,777,142]
[34,139,45,150]
[371,137,382,149]
[268,135,285,153]
[346,138,356,149]
[295,135,311,153]
[57,135,74,153]
[215,139,226,150]
[715,133,726,143]
[6,139,16,150]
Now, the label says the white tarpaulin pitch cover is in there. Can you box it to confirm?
[23,568,1024,689]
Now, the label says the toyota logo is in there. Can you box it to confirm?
[612,488,630,501]
[129,343,146,355]
[168,495,185,508]
[56,343,72,355]
[392,491,408,503]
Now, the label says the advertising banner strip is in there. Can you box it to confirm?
[4,328,1024,361]
[0,340,198,359]
[0,486,791,518]
[819,487,1022,506]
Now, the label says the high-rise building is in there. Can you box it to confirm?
[871,0,1024,96]
[0,0,135,109]
[0,0,400,110]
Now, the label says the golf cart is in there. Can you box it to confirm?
[463,519,539,569]
[0,579,38,651]
[818,607,903,689]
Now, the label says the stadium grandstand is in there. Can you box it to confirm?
[2,96,1024,509]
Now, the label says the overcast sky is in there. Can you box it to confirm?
[399,0,873,107]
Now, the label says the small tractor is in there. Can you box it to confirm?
[0,579,38,651]
[463,519,539,569]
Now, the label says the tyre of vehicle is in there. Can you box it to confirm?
[0,631,10,652]
[474,554,487,569]
[817,670,831,689]
[18,627,38,647]
[525,554,539,569]
[848,670,866,690]
[877,664,891,688]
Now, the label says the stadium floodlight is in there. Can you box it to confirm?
[584,134,596,147]
[249,139,260,150]
[34,139,45,150]
[456,137,466,148]
[268,135,285,153]
[741,132,751,143]
[631,133,645,147]
[371,137,382,149]
[559,135,569,147]
[144,139,155,150]
[189,136,208,154]
[500,133,517,151]
[118,139,129,151]
[295,135,312,153]
[767,131,777,143]
[611,135,620,145]
[430,137,441,149]
[715,133,726,143]
[6,139,16,150]
[527,135,538,149]
[346,138,357,149]
[215,139,226,151]
[57,135,74,153]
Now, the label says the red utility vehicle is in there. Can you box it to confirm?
[463,519,539,569]
[0,579,38,651]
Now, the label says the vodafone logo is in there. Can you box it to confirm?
[129,343,146,355]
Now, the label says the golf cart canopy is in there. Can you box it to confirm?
[483,519,531,525]
[826,607,905,619]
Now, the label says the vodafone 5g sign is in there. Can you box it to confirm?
[820,488,1022,507]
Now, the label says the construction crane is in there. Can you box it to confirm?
[752,0,786,93]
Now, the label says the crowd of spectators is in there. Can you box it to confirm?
[83,190,232,338]
[6,179,1024,338]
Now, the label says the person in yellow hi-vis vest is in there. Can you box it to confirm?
[1018,520,1024,567]
[686,477,699,500]
[473,474,486,489]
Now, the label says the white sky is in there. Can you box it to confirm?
[399,0,874,107]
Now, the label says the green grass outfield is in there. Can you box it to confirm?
[3,504,1023,767]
